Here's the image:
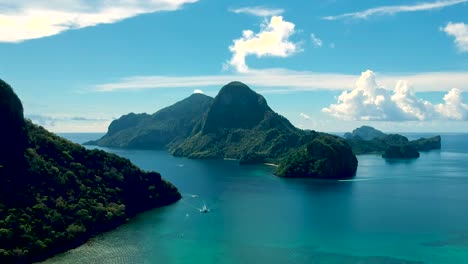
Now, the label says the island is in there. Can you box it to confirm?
[344,126,441,159]
[87,81,358,179]
[0,79,181,263]
[85,93,213,149]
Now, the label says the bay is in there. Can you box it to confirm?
[43,133,468,264]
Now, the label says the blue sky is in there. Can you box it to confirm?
[0,0,467,132]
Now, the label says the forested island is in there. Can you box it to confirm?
[0,79,181,263]
[344,126,441,159]
[87,81,358,179]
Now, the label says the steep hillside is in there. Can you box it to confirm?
[0,79,180,263]
[171,82,358,179]
[85,93,213,148]
[344,126,441,157]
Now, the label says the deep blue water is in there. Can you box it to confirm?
[43,133,468,264]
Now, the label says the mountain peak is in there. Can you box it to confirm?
[201,82,272,133]
[0,79,27,165]
[345,125,386,140]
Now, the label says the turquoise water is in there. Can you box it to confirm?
[43,133,468,264]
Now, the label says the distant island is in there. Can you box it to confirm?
[344,126,441,159]
[87,81,358,179]
[0,79,181,263]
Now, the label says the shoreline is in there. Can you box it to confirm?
[33,195,181,263]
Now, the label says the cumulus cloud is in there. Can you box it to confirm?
[310,33,323,48]
[229,6,284,17]
[227,16,299,73]
[323,0,468,20]
[193,89,204,94]
[300,113,311,120]
[435,88,468,119]
[0,0,198,43]
[442,22,468,52]
[323,70,468,121]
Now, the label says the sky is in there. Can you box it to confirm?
[0,0,467,133]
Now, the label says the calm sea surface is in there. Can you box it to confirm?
[42,133,468,264]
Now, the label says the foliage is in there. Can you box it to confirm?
[85,93,214,149]
[171,82,358,179]
[201,81,274,133]
[84,80,359,179]
[275,134,358,179]
[382,145,420,159]
[0,80,181,263]
[344,125,386,140]
[410,136,441,151]
[344,126,441,156]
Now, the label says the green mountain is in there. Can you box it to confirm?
[344,125,386,140]
[171,82,358,179]
[86,81,357,179]
[382,145,420,159]
[85,93,213,148]
[0,79,180,263]
[344,126,441,158]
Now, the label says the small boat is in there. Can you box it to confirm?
[199,203,210,213]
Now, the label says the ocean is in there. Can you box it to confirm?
[42,133,468,264]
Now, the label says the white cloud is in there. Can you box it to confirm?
[229,6,284,17]
[26,114,112,132]
[442,22,468,52]
[300,113,311,120]
[391,80,435,120]
[310,33,323,48]
[435,88,468,119]
[323,70,468,121]
[0,0,198,43]
[93,69,468,93]
[323,0,468,20]
[193,89,204,94]
[227,16,299,73]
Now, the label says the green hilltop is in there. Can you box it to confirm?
[344,126,441,159]
[89,81,359,179]
[86,93,213,149]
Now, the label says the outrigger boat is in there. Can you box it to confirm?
[199,203,210,213]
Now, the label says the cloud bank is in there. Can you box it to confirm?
[442,22,468,52]
[323,0,468,20]
[323,70,468,121]
[0,0,198,43]
[26,114,111,132]
[229,6,284,17]
[94,69,468,93]
[227,16,299,72]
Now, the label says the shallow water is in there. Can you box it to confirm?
[44,133,468,263]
